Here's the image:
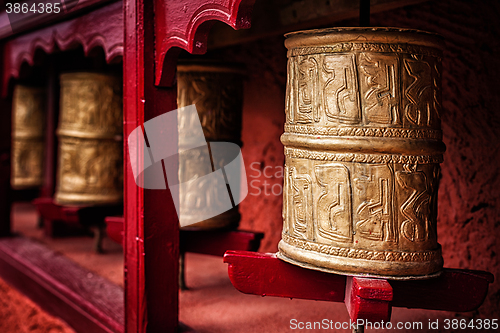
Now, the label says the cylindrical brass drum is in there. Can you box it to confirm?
[11,85,45,189]
[177,62,244,230]
[278,28,445,279]
[55,73,123,205]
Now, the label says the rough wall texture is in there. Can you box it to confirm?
[215,0,500,322]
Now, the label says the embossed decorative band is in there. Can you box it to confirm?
[281,233,441,262]
[284,124,442,140]
[288,43,442,58]
[281,133,446,155]
[285,147,443,164]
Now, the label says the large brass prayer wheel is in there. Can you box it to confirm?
[278,28,445,279]
[177,62,244,230]
[11,85,45,189]
[55,73,123,205]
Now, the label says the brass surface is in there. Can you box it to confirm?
[55,73,123,205]
[177,63,244,229]
[278,27,444,279]
[11,85,45,189]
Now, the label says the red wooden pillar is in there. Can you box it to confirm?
[124,1,180,332]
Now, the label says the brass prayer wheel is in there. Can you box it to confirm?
[11,85,45,189]
[55,73,123,205]
[177,62,244,229]
[278,28,445,279]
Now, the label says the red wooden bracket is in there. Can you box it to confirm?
[154,0,255,86]
[179,229,263,256]
[224,251,345,302]
[33,197,122,237]
[104,216,263,256]
[105,216,125,246]
[224,250,494,322]
[33,197,80,225]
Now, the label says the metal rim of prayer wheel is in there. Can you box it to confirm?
[177,62,245,230]
[277,27,445,280]
[55,72,123,206]
[11,85,45,189]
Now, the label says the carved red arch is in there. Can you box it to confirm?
[154,0,255,86]
[2,1,123,96]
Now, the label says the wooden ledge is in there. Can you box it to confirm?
[0,236,124,333]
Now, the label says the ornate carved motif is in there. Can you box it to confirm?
[154,0,255,85]
[177,63,244,229]
[285,148,443,164]
[279,28,445,279]
[11,85,45,189]
[281,233,441,263]
[284,124,442,140]
[55,73,123,205]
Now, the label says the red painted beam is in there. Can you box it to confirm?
[224,250,493,317]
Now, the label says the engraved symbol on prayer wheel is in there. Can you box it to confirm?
[11,85,46,189]
[177,63,245,229]
[278,28,445,279]
[54,73,123,205]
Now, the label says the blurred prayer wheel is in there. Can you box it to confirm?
[55,73,123,205]
[177,62,245,230]
[278,28,445,279]
[11,85,45,189]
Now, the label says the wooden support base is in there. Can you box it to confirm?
[105,217,264,290]
[105,216,264,255]
[224,251,494,322]
[33,198,122,252]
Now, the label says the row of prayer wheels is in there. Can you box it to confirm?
[11,27,446,280]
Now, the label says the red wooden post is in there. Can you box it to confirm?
[123,0,147,331]
[124,0,181,331]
